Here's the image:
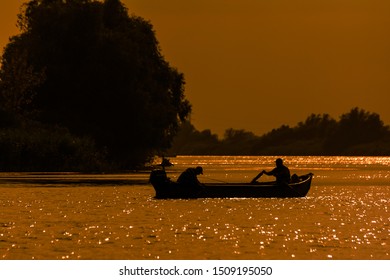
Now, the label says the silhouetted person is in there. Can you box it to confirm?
[290,173,300,183]
[160,156,173,169]
[177,166,204,192]
[251,158,291,184]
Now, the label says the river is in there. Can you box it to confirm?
[0,156,389,260]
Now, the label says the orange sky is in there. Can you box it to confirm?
[1,0,390,136]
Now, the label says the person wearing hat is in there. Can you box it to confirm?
[251,158,291,184]
[177,166,204,193]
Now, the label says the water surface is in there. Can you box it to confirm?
[1,156,389,259]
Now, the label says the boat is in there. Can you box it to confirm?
[149,170,313,199]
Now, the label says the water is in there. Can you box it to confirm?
[0,156,389,260]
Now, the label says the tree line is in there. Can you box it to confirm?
[169,107,390,156]
[1,1,388,172]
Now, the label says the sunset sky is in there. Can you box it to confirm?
[1,0,389,136]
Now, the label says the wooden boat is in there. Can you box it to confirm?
[149,170,313,199]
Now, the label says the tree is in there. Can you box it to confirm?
[168,121,219,155]
[0,0,191,168]
[0,37,45,117]
[295,113,337,139]
[324,107,388,154]
[221,128,258,154]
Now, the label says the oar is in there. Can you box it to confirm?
[250,171,264,184]
[206,177,228,183]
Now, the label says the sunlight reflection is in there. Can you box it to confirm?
[1,156,390,259]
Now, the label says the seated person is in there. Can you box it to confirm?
[251,158,291,184]
[177,166,204,191]
[290,173,313,183]
[290,174,300,183]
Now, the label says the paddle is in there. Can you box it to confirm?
[206,177,228,183]
[250,170,264,184]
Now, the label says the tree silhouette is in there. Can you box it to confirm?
[0,0,191,168]
[222,128,257,154]
[295,113,337,139]
[168,109,390,156]
[169,121,219,155]
[324,107,388,154]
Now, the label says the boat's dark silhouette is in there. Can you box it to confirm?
[150,170,313,199]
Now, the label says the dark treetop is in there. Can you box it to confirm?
[0,0,191,170]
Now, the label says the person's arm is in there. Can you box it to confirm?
[251,170,265,183]
[263,167,278,177]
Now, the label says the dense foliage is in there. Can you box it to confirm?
[1,1,388,171]
[169,108,390,156]
[0,0,191,170]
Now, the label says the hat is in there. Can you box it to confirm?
[195,166,203,174]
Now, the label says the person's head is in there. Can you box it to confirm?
[291,174,299,182]
[275,158,283,167]
[195,166,203,175]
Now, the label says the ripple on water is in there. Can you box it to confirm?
[1,156,390,259]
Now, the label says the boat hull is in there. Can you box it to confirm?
[150,170,312,199]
